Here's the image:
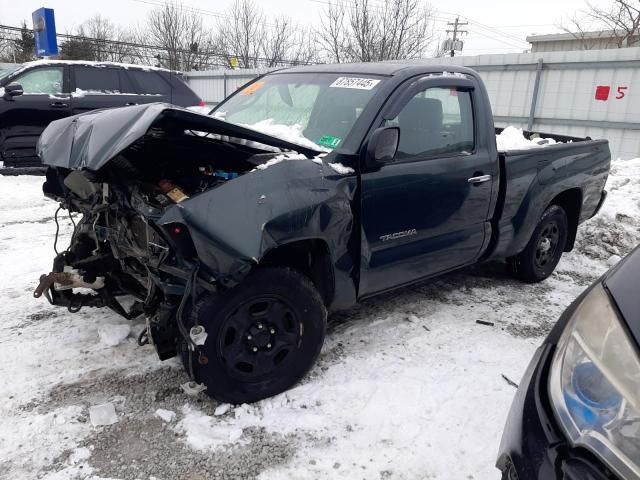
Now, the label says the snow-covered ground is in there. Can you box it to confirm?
[1,158,639,480]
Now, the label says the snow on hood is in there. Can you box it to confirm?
[239,119,331,153]
[496,126,559,151]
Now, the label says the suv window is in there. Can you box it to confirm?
[15,67,64,94]
[386,87,475,158]
[74,66,120,93]
[128,70,170,95]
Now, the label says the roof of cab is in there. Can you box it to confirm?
[279,62,477,78]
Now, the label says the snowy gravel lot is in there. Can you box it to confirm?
[1,158,639,480]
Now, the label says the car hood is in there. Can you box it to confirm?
[604,245,640,348]
[36,102,322,171]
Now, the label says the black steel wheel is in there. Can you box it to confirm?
[509,205,568,283]
[183,268,326,404]
[217,295,302,381]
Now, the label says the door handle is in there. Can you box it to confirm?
[50,101,68,108]
[125,102,137,106]
[468,174,492,185]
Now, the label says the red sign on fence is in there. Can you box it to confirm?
[595,85,628,101]
[595,85,611,101]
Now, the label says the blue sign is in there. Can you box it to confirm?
[32,8,58,57]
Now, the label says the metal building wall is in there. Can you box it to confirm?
[185,48,640,160]
[184,68,275,107]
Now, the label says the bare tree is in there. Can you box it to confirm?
[217,0,265,68]
[261,18,319,67]
[561,0,640,48]
[217,0,315,68]
[317,1,349,63]
[143,1,217,70]
[79,15,139,63]
[317,0,435,63]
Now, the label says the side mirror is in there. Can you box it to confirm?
[366,126,400,168]
[4,83,24,99]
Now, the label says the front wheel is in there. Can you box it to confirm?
[509,205,568,283]
[182,268,327,404]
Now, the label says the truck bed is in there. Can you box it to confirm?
[489,129,611,261]
[495,127,595,154]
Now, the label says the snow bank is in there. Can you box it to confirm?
[575,157,640,261]
[496,126,558,151]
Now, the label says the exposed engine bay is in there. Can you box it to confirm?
[34,121,294,361]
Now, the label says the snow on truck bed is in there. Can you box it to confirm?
[1,157,639,479]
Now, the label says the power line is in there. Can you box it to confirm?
[0,24,314,67]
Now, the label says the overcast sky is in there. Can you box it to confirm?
[2,0,611,56]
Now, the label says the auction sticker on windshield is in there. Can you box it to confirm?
[330,77,381,90]
[239,81,265,96]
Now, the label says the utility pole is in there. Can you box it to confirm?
[446,16,468,57]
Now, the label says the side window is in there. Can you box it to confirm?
[74,66,120,93]
[128,70,170,95]
[14,67,64,94]
[119,70,136,94]
[386,87,474,159]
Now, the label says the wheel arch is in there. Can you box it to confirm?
[548,188,582,252]
[258,239,335,307]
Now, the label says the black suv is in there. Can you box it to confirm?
[0,60,203,168]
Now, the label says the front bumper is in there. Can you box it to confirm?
[496,289,620,480]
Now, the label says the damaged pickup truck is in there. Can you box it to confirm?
[34,63,611,403]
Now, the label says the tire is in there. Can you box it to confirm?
[182,267,327,404]
[509,205,568,283]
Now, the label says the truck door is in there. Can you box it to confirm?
[359,76,496,296]
[0,65,70,167]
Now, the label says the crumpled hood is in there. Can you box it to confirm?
[37,102,322,171]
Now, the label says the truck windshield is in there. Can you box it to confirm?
[212,72,386,151]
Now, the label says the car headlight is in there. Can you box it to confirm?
[549,283,640,479]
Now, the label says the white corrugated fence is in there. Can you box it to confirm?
[184,48,640,160]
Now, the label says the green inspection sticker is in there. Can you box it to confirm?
[317,135,342,149]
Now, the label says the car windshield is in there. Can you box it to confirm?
[212,72,386,151]
[0,65,20,82]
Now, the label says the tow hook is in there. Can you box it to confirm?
[33,272,73,298]
[33,269,105,299]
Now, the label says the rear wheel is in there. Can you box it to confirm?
[509,205,568,283]
[182,268,326,404]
